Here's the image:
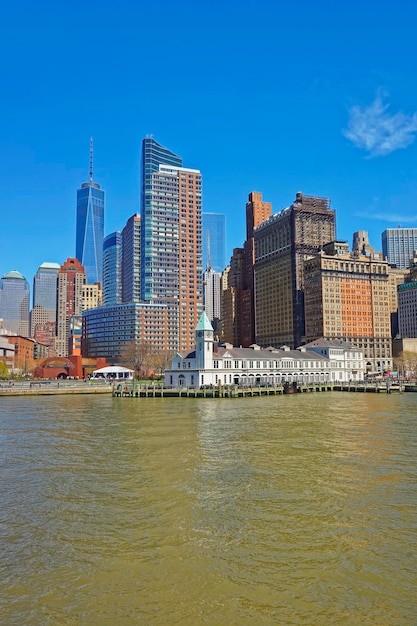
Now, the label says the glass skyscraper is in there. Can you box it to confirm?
[103,231,122,306]
[382,227,417,269]
[202,212,226,272]
[31,262,60,337]
[0,270,30,336]
[76,139,105,286]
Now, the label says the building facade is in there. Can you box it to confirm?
[164,312,364,388]
[202,212,226,273]
[140,137,203,352]
[121,214,141,303]
[0,270,30,337]
[75,139,105,286]
[203,266,222,333]
[254,192,336,349]
[221,248,244,346]
[31,262,60,338]
[382,227,417,269]
[387,266,410,338]
[56,258,86,357]
[303,241,392,373]
[397,281,417,338]
[102,231,122,306]
[82,302,169,360]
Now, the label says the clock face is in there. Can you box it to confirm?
[197,331,202,337]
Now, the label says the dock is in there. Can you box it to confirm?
[112,380,408,398]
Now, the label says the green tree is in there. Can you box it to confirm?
[0,361,9,379]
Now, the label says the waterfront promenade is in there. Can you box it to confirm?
[0,379,112,396]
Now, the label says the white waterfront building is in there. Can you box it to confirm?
[164,312,365,388]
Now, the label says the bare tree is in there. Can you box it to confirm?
[148,350,175,378]
[119,340,153,380]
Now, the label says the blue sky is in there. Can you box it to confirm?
[1,0,417,287]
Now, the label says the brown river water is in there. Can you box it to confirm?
[1,392,416,625]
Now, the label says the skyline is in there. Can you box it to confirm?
[1,1,417,284]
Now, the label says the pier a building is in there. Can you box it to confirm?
[164,312,364,389]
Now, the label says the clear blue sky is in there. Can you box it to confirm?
[1,0,417,287]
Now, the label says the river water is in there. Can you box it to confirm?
[1,392,416,625]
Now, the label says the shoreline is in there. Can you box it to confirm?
[1,381,414,398]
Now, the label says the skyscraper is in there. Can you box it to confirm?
[76,138,105,285]
[220,192,272,347]
[140,137,203,352]
[103,231,122,306]
[121,214,141,303]
[0,270,30,337]
[254,192,336,348]
[203,266,222,332]
[202,212,226,272]
[31,262,60,338]
[381,227,417,269]
[141,136,183,301]
[56,258,86,357]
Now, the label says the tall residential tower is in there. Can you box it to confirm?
[140,137,203,352]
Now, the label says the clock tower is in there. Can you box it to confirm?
[195,311,214,370]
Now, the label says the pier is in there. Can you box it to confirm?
[114,382,333,398]
[112,380,408,398]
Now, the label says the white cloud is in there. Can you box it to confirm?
[353,210,416,223]
[343,93,417,157]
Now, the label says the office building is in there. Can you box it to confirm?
[220,192,272,348]
[203,266,222,333]
[31,262,60,339]
[121,214,141,303]
[140,137,203,352]
[75,138,105,285]
[303,240,392,373]
[0,270,30,336]
[242,192,273,347]
[398,282,417,338]
[202,212,226,272]
[382,227,417,269]
[56,258,86,357]
[254,192,336,349]
[387,266,410,338]
[221,248,244,346]
[102,231,122,306]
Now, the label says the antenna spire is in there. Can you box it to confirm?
[89,137,94,182]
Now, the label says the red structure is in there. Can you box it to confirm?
[33,355,108,380]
